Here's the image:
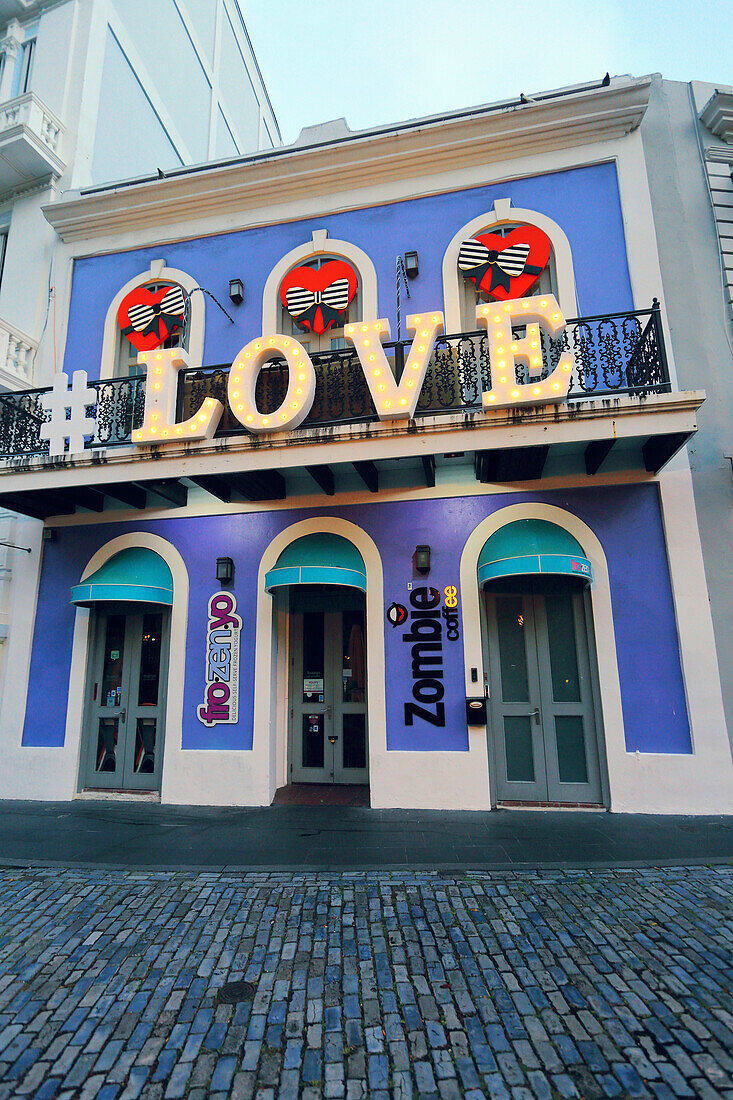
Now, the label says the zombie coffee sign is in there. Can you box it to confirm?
[387,585,461,729]
[197,592,242,726]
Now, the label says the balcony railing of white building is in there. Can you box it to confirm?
[0,91,65,191]
[0,302,671,458]
[0,318,37,392]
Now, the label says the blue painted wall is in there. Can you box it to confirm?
[23,483,691,756]
[64,162,633,378]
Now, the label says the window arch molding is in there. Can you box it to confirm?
[262,229,379,337]
[441,199,578,332]
[100,259,205,379]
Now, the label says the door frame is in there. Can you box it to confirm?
[287,600,369,786]
[68,533,189,803]
[460,504,615,810]
[78,605,171,792]
[482,583,605,805]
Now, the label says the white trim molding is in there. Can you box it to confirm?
[261,229,379,336]
[253,517,385,805]
[442,198,578,330]
[100,259,205,379]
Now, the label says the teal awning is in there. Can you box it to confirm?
[71,547,174,607]
[478,519,594,586]
[265,533,367,592]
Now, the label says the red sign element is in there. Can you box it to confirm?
[117,284,186,352]
[458,225,551,302]
[280,260,358,335]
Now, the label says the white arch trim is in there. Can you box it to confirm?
[253,517,386,803]
[261,229,379,336]
[442,198,578,332]
[100,259,205,380]
[66,532,190,798]
[460,502,620,809]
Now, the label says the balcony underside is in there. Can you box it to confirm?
[0,392,702,520]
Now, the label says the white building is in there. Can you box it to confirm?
[640,77,733,752]
[0,0,279,682]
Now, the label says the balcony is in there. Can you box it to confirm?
[0,92,65,194]
[0,303,703,519]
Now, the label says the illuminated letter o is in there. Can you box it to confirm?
[228,335,316,434]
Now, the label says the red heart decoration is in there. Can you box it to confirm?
[280,260,358,335]
[117,285,184,352]
[467,226,551,302]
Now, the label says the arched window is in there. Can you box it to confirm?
[457,222,560,334]
[100,261,205,381]
[116,280,187,377]
[442,200,577,333]
[278,254,362,355]
[261,230,379,339]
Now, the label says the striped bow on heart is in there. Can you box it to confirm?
[279,260,358,335]
[457,226,551,302]
[285,278,352,319]
[117,284,187,352]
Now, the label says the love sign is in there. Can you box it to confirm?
[132,295,573,446]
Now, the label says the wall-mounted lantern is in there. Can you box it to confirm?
[413,544,431,575]
[404,251,419,280]
[228,278,244,305]
[216,556,235,584]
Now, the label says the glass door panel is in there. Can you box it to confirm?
[290,612,332,783]
[534,591,602,803]
[81,609,168,793]
[289,598,368,786]
[485,593,546,802]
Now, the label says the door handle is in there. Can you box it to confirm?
[532,707,540,725]
[119,708,126,725]
[326,704,332,719]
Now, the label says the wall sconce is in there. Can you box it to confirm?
[216,556,235,584]
[413,544,431,575]
[228,278,244,305]
[404,251,419,279]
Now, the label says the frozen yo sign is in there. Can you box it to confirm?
[197,592,242,726]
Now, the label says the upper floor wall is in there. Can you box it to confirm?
[63,162,635,377]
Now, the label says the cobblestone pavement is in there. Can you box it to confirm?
[0,867,731,1100]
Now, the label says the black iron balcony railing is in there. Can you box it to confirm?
[0,304,670,458]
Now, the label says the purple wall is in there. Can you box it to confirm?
[63,162,633,380]
[23,483,691,756]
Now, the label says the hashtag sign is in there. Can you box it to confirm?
[39,371,97,458]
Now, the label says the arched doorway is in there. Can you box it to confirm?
[265,533,369,789]
[72,547,173,793]
[479,519,604,806]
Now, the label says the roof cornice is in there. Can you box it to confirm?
[43,77,652,243]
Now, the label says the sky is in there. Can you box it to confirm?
[243,0,732,145]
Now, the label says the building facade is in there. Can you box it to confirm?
[0,74,731,813]
[0,0,279,691]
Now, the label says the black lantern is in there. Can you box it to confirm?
[216,556,234,584]
[404,251,419,279]
[228,278,244,305]
[413,544,431,575]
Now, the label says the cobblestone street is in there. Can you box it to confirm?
[0,865,731,1099]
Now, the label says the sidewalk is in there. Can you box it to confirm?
[0,799,732,869]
